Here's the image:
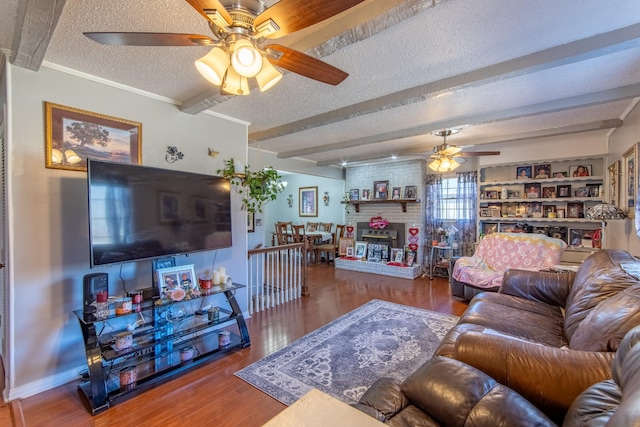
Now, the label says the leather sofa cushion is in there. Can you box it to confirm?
[452,296,567,347]
[565,249,640,351]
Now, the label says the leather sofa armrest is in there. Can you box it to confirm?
[499,269,575,306]
[356,377,409,421]
[453,331,613,422]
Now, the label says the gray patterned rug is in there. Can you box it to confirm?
[235,299,459,406]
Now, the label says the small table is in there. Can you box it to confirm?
[262,389,384,426]
[429,245,460,281]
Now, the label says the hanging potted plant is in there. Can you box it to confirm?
[217,158,284,213]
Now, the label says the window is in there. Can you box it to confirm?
[439,177,473,220]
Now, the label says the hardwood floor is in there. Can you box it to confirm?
[12,265,467,427]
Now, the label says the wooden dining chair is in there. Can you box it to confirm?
[306,222,318,232]
[274,223,287,245]
[291,224,305,243]
[276,221,293,244]
[315,224,345,264]
[319,223,333,232]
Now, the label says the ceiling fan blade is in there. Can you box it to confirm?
[84,32,214,46]
[255,0,365,39]
[184,0,233,27]
[266,44,348,85]
[457,151,501,157]
[441,145,462,156]
[453,157,467,164]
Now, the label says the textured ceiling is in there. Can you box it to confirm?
[2,0,640,167]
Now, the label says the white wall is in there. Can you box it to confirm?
[5,63,249,400]
[607,100,640,255]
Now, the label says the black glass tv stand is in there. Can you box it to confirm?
[74,282,250,415]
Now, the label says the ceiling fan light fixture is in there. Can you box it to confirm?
[231,38,263,77]
[222,66,250,96]
[428,158,441,172]
[256,59,283,91]
[195,46,230,85]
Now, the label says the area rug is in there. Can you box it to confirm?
[235,299,459,406]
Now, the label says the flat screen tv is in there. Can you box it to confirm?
[87,160,232,267]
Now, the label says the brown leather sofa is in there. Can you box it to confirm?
[434,248,640,422]
[354,324,640,426]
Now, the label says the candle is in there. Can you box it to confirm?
[218,267,226,277]
[96,291,108,303]
[213,271,221,285]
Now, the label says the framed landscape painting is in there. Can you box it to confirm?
[44,102,142,172]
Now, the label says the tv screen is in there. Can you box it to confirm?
[87,160,232,267]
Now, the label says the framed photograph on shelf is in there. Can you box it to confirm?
[354,241,368,259]
[404,185,417,199]
[391,187,402,199]
[569,164,592,177]
[349,188,359,201]
[361,189,371,201]
[44,101,142,172]
[156,264,198,302]
[608,160,621,207]
[346,247,354,257]
[390,248,404,263]
[525,183,541,199]
[557,184,571,198]
[553,171,568,178]
[338,237,355,256]
[542,186,555,198]
[533,163,551,179]
[373,180,389,200]
[299,186,318,217]
[405,251,415,266]
[623,144,636,218]
[573,187,589,197]
[516,165,532,179]
[567,202,584,218]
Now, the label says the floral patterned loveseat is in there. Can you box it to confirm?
[451,232,567,300]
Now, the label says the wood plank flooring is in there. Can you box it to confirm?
[10,264,467,427]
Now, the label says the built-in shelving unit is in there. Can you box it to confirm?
[478,158,606,247]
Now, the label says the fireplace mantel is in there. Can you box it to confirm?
[341,199,418,213]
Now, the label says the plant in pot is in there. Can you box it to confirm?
[217,158,284,213]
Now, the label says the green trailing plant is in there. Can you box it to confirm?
[217,158,284,213]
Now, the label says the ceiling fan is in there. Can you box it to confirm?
[84,0,365,96]
[429,129,501,172]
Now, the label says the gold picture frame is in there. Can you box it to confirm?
[608,160,620,207]
[299,186,318,217]
[45,102,142,172]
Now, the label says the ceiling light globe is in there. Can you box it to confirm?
[256,59,283,92]
[222,67,250,96]
[231,39,263,78]
[195,47,230,85]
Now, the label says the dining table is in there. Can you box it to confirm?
[271,230,333,246]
